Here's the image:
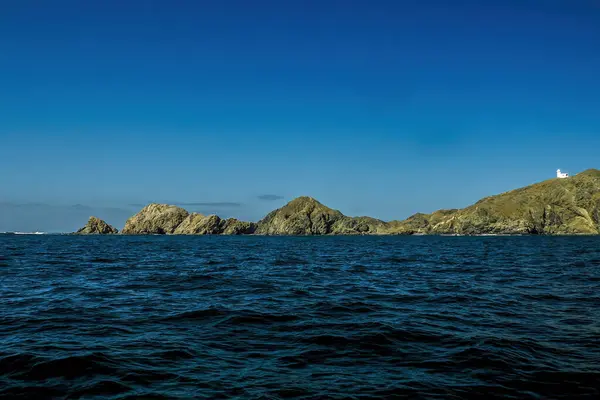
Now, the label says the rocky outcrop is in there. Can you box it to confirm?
[403,169,600,235]
[172,213,257,235]
[254,169,600,235]
[76,168,600,236]
[173,213,221,234]
[386,209,458,234]
[221,218,257,235]
[76,216,118,234]
[255,196,389,235]
[332,216,389,234]
[121,204,189,234]
[255,197,344,235]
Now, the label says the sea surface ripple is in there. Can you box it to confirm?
[1,235,599,399]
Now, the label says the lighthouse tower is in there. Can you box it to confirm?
[557,169,569,179]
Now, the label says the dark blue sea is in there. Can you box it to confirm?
[1,235,599,399]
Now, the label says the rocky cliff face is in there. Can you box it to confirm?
[255,197,389,235]
[386,210,458,235]
[221,218,257,235]
[121,204,189,234]
[332,216,390,234]
[255,197,343,235]
[76,216,118,234]
[75,169,600,236]
[172,213,257,235]
[173,213,221,234]
[255,169,600,235]
[404,169,600,235]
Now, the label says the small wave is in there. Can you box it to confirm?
[152,349,197,361]
[89,257,119,263]
[522,293,564,301]
[40,259,69,265]
[225,312,299,325]
[120,371,180,385]
[447,346,516,370]
[0,354,37,376]
[1,235,599,399]
[7,353,119,381]
[379,256,421,264]
[0,386,64,399]
[278,349,344,367]
[162,308,227,321]
[346,264,369,273]
[163,307,300,327]
[68,380,132,398]
[312,300,383,314]
[300,326,464,352]
[271,257,310,266]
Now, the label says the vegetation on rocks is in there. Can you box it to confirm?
[221,219,257,235]
[121,204,189,234]
[255,197,344,235]
[76,216,118,234]
[416,169,600,235]
[173,213,256,235]
[254,196,392,235]
[75,169,600,235]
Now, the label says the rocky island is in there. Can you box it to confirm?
[76,216,119,234]
[77,169,600,235]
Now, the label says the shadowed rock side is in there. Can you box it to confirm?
[74,168,600,235]
[332,216,390,234]
[221,218,257,235]
[405,169,600,235]
[121,204,189,234]
[386,210,459,235]
[76,216,118,234]
[255,197,343,235]
[255,196,390,235]
[173,213,256,235]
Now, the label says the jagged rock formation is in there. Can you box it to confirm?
[221,218,257,235]
[75,168,600,236]
[403,169,600,235]
[254,170,600,235]
[255,197,343,235]
[255,196,389,235]
[121,204,189,234]
[332,216,390,234]
[173,213,221,234]
[386,210,458,234]
[76,216,118,234]
[173,213,256,235]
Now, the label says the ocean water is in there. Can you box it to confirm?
[1,235,599,399]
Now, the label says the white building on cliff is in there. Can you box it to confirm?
[557,169,569,179]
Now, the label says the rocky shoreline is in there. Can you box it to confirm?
[76,169,600,235]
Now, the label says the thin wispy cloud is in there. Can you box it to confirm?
[0,202,133,233]
[174,202,242,207]
[128,202,243,208]
[257,194,284,201]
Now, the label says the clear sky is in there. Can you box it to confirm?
[1,0,599,232]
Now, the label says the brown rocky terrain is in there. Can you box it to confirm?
[75,169,600,235]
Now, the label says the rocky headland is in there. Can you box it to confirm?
[120,204,189,234]
[173,213,256,235]
[76,216,119,234]
[409,168,600,235]
[75,169,600,235]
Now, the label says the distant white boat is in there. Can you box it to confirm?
[13,231,46,235]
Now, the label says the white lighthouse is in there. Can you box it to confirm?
[557,169,569,179]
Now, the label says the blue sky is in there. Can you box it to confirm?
[1,0,599,231]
